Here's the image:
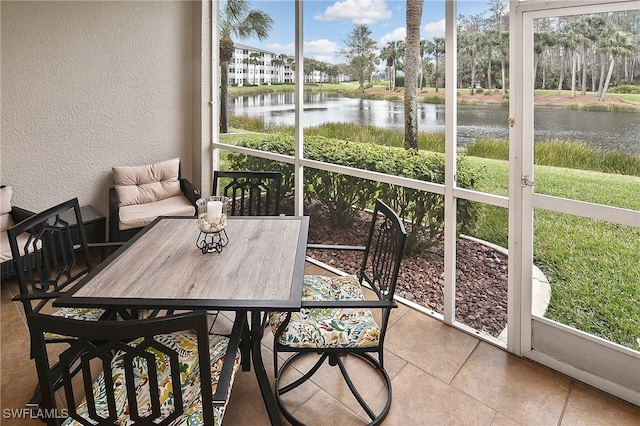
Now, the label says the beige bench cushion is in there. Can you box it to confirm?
[113,158,182,207]
[1,186,14,232]
[118,195,195,230]
[0,231,32,263]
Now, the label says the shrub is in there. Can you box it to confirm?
[608,84,640,94]
[226,135,484,251]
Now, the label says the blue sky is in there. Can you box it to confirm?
[234,0,491,64]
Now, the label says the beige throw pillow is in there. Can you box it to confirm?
[0,186,14,232]
[113,158,182,207]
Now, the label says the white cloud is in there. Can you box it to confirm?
[304,39,340,55]
[305,39,341,64]
[312,55,337,63]
[268,39,342,64]
[380,27,406,45]
[315,0,392,25]
[266,42,295,54]
[423,19,446,39]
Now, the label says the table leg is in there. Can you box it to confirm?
[250,310,282,426]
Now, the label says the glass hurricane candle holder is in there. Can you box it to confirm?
[195,196,230,253]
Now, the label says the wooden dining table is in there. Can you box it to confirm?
[55,215,310,426]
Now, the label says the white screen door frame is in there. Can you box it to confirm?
[509,0,640,405]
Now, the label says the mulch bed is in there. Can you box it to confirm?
[304,205,509,337]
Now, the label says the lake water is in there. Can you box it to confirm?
[228,92,640,153]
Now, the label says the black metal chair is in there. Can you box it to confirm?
[7,198,127,406]
[28,310,243,426]
[213,170,282,216]
[269,199,407,425]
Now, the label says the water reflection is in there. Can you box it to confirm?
[227,93,640,153]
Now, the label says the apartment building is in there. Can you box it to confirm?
[228,43,292,86]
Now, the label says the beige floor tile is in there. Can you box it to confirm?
[287,387,366,426]
[561,383,640,426]
[381,362,496,425]
[385,308,480,383]
[3,269,639,426]
[1,281,41,425]
[451,342,571,425]
[276,350,407,418]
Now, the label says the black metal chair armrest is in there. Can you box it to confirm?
[301,299,397,310]
[88,241,124,250]
[306,244,367,251]
[11,292,63,303]
[108,187,121,242]
[180,178,201,208]
[212,310,244,405]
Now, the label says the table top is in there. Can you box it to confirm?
[56,215,309,311]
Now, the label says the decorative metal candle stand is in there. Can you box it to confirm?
[195,196,230,254]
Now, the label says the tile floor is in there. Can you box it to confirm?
[1,263,639,426]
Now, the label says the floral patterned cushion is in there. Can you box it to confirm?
[62,331,242,426]
[269,274,381,349]
[44,307,107,341]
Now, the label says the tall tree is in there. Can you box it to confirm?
[598,24,635,101]
[219,0,273,133]
[342,24,378,93]
[380,41,404,90]
[423,38,445,92]
[404,0,424,150]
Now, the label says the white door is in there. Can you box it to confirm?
[509,0,639,405]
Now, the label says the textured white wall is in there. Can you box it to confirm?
[1,1,197,217]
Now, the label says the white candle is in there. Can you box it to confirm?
[207,200,223,222]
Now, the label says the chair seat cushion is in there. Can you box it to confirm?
[118,195,195,230]
[0,230,31,262]
[63,331,242,426]
[44,307,108,341]
[269,275,381,349]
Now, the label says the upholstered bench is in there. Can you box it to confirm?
[0,185,36,279]
[109,158,200,242]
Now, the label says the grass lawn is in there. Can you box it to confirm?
[469,157,639,349]
[219,130,640,350]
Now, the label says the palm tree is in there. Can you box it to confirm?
[219,0,273,133]
[458,32,481,95]
[380,41,403,90]
[431,37,445,92]
[598,24,635,101]
[276,53,288,83]
[404,0,424,150]
[419,39,428,90]
[248,51,262,85]
[271,57,284,83]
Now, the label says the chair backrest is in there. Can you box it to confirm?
[358,199,407,308]
[7,198,92,315]
[213,171,282,216]
[28,311,235,426]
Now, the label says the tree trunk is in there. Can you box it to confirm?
[557,49,566,95]
[599,55,615,102]
[434,56,439,93]
[597,56,606,97]
[486,51,492,90]
[581,46,587,95]
[571,50,577,98]
[470,56,476,95]
[501,55,507,96]
[404,0,423,150]
[220,60,229,133]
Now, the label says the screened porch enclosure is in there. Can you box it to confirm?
[210,0,639,406]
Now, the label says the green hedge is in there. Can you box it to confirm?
[226,135,483,252]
